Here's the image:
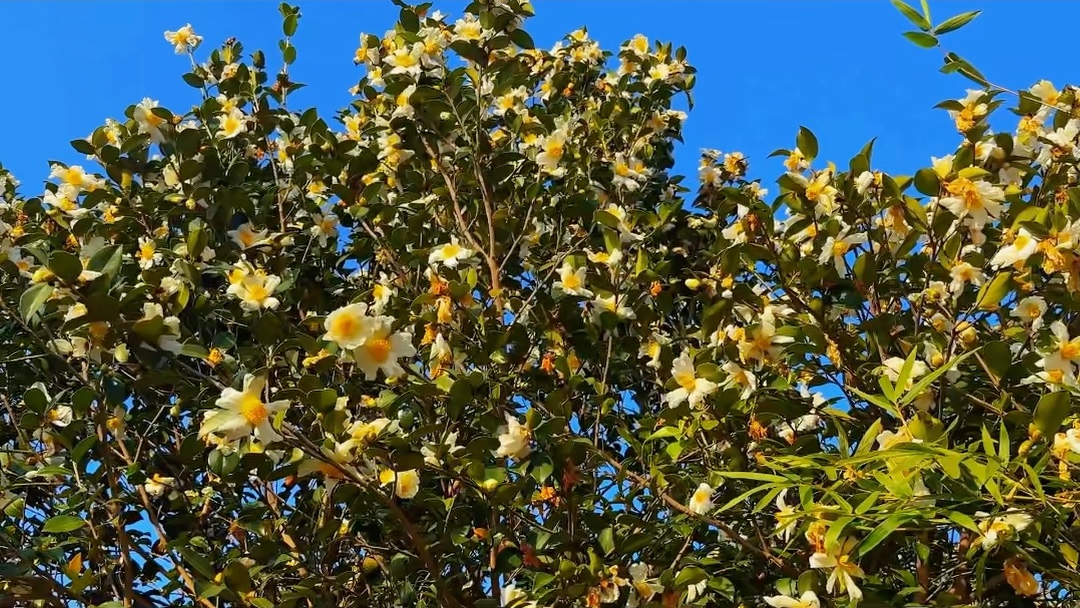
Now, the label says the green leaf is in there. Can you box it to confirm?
[715,471,788,483]
[1033,391,1071,437]
[674,566,708,587]
[42,515,86,533]
[855,492,881,515]
[913,168,940,196]
[946,511,980,534]
[980,424,995,458]
[857,513,912,557]
[891,0,931,30]
[825,516,854,552]
[933,10,980,35]
[598,527,615,556]
[902,31,939,48]
[796,126,818,160]
[974,272,1012,310]
[283,13,299,36]
[49,251,82,283]
[894,347,920,399]
[19,283,54,321]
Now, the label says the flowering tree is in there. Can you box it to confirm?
[3,0,1080,606]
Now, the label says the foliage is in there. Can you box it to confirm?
[2,1,1079,607]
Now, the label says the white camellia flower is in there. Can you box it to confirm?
[199,374,290,443]
[626,562,663,607]
[688,482,714,515]
[938,177,1004,227]
[553,262,593,298]
[229,222,270,249]
[323,303,373,350]
[948,261,985,295]
[133,98,167,144]
[379,469,420,499]
[975,509,1032,549]
[810,537,864,601]
[535,128,568,173]
[496,414,531,460]
[990,228,1039,268]
[311,212,339,247]
[501,582,538,608]
[136,237,163,270]
[819,231,868,275]
[720,361,757,401]
[428,237,475,269]
[143,474,175,498]
[664,352,718,409]
[47,405,73,428]
[774,491,798,541]
[764,591,820,608]
[1038,321,1080,374]
[227,272,282,311]
[217,109,247,139]
[591,294,636,323]
[351,316,416,380]
[164,23,202,54]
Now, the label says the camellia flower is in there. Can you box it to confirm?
[227,272,282,311]
[351,316,415,380]
[591,294,636,322]
[136,237,163,270]
[379,468,420,499]
[990,228,1039,268]
[311,212,339,247]
[501,582,538,608]
[323,303,373,350]
[229,222,270,249]
[819,231,868,275]
[535,128,568,173]
[47,405,73,428]
[764,591,820,608]
[810,537,864,601]
[879,356,928,391]
[496,413,531,460]
[133,98,167,144]
[1039,321,1080,374]
[664,352,718,409]
[217,109,247,139]
[688,482,714,515]
[774,491,798,541]
[143,474,175,498]
[948,261,985,295]
[626,563,663,607]
[720,360,757,401]
[974,509,1032,549]
[428,237,475,269]
[164,23,202,54]
[199,374,290,443]
[1012,296,1047,330]
[938,177,1004,227]
[553,262,593,298]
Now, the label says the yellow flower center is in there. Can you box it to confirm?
[1049,369,1065,383]
[330,314,359,340]
[1062,342,1080,361]
[833,241,850,256]
[395,51,418,67]
[365,337,392,363]
[441,243,461,258]
[545,140,564,159]
[562,272,582,289]
[674,369,697,392]
[240,393,268,425]
[615,162,630,177]
[63,168,83,186]
[139,242,156,261]
[245,282,270,302]
[1013,234,1031,250]
[222,114,242,134]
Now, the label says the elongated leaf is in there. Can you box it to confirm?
[903,31,938,48]
[857,513,912,557]
[891,0,930,30]
[933,10,980,35]
[43,515,86,533]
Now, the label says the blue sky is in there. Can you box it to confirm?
[0,1,1074,193]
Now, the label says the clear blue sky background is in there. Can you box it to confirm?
[0,1,1074,194]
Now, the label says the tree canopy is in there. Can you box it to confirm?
[3,1,1080,607]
